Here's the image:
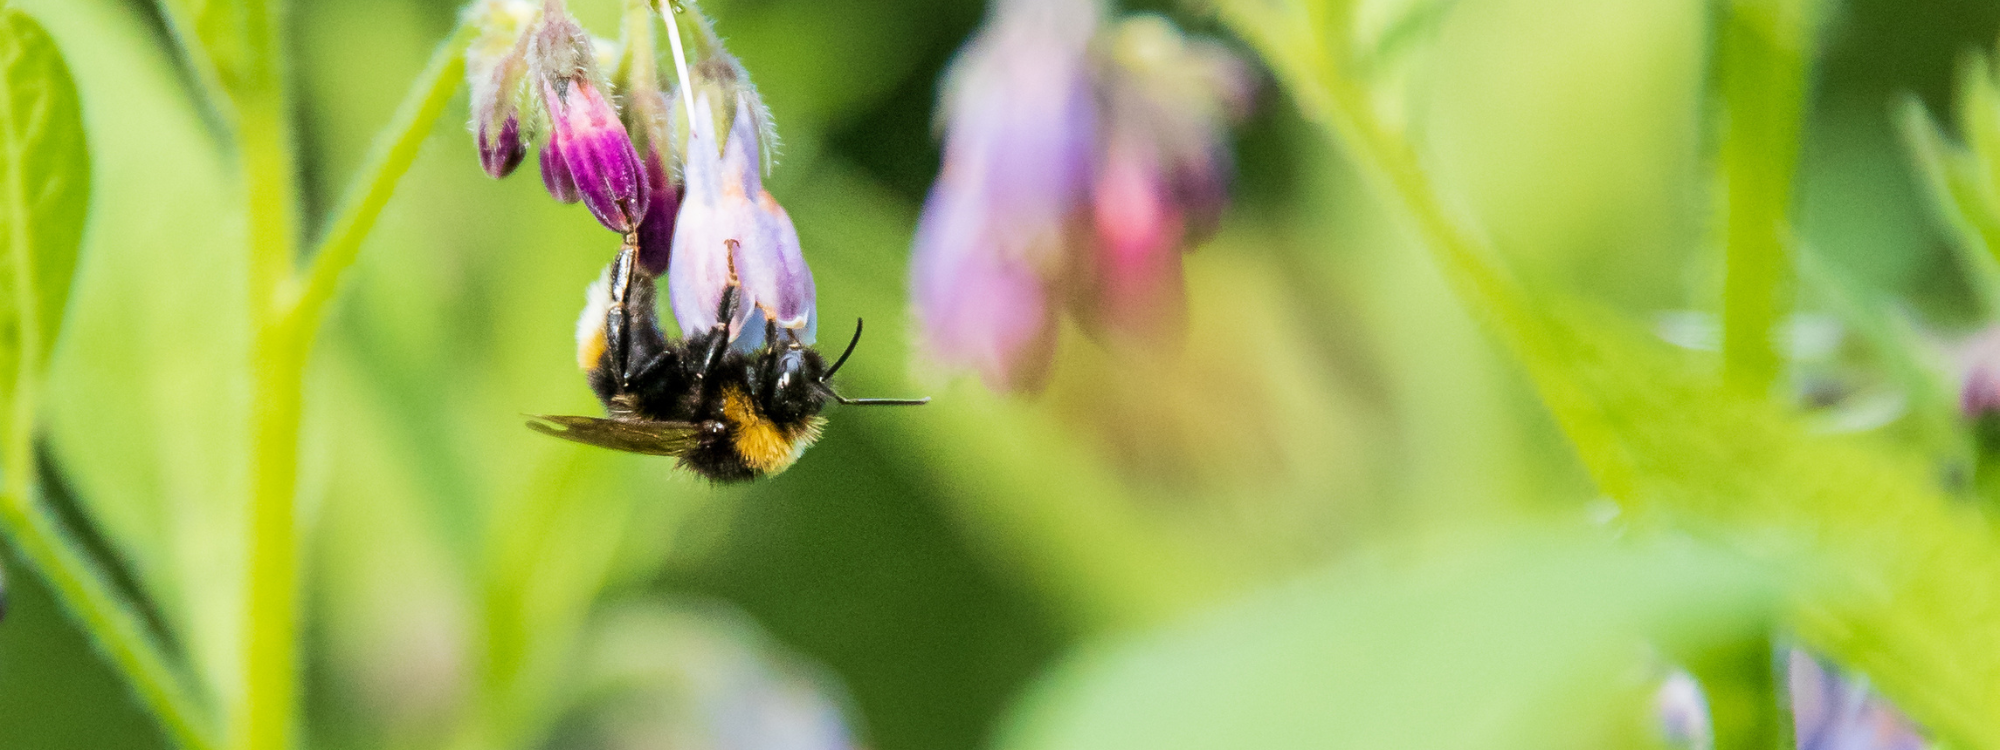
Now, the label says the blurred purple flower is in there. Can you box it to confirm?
[465,0,535,178]
[1789,651,1927,750]
[1960,325,2000,418]
[669,92,816,351]
[909,0,1251,391]
[1082,15,1252,342]
[526,0,649,233]
[911,0,1101,390]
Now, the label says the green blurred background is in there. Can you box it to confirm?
[1,0,1997,748]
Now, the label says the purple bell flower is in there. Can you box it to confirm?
[668,92,816,351]
[910,2,1250,391]
[909,0,1102,391]
[635,146,681,277]
[1082,15,1251,343]
[526,0,649,233]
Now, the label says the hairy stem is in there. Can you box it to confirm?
[1714,0,1818,394]
[233,88,303,750]
[295,23,474,327]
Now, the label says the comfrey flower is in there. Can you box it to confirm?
[910,0,1251,391]
[464,0,812,354]
[1789,651,1926,750]
[668,54,815,352]
[527,1,650,233]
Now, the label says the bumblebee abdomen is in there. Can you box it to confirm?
[720,385,824,475]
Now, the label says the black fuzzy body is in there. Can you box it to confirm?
[576,250,831,483]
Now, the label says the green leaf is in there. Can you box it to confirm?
[999,533,1776,750]
[0,5,89,407]
[1901,93,2000,317]
[1223,2,2000,747]
[151,0,252,110]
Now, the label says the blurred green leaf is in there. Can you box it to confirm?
[1901,90,2000,317]
[0,3,89,398]
[152,0,252,111]
[999,533,1774,750]
[28,0,245,697]
[1227,2,2000,747]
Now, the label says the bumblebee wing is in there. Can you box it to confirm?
[526,415,700,456]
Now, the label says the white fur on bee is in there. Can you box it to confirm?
[575,268,614,370]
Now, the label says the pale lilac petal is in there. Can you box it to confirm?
[934,0,1099,269]
[669,95,756,338]
[911,176,1056,390]
[1790,651,1927,750]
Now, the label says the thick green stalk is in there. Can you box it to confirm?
[233,19,473,750]
[233,85,303,750]
[1714,0,1817,394]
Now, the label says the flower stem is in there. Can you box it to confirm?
[296,22,476,327]
[233,11,473,750]
[233,76,304,750]
[1714,0,1818,394]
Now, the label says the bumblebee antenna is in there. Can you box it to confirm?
[823,318,866,380]
[819,318,929,406]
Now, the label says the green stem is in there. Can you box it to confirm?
[233,17,473,750]
[233,99,303,750]
[295,23,474,327]
[1714,0,1817,394]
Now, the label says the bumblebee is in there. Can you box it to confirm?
[528,240,927,482]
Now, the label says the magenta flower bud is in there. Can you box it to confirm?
[668,92,816,351]
[635,146,681,277]
[526,0,649,232]
[909,0,1102,390]
[539,136,580,203]
[465,0,536,178]
[538,77,649,233]
[479,113,526,178]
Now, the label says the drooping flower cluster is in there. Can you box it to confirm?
[910,0,1252,391]
[465,0,814,350]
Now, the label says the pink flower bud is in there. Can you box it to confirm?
[526,0,649,232]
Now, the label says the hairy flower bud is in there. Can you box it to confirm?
[668,92,815,351]
[527,0,650,232]
[466,0,537,178]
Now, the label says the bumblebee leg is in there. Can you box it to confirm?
[590,234,673,410]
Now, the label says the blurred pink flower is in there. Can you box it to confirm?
[910,1,1251,391]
